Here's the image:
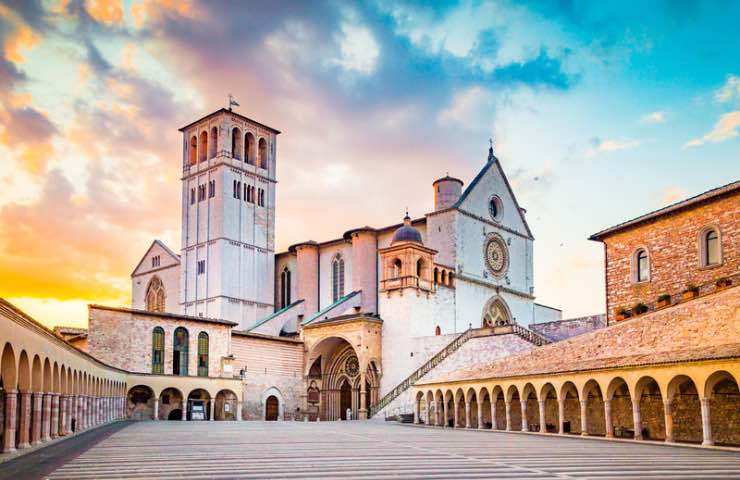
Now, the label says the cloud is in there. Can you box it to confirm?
[714,74,740,103]
[659,186,686,205]
[684,111,740,148]
[332,21,380,75]
[587,137,641,156]
[640,111,665,124]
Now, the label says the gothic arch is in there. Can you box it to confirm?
[482,296,512,327]
[145,276,166,313]
[261,386,284,421]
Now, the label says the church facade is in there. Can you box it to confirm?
[113,108,560,421]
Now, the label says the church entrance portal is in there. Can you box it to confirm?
[265,395,279,421]
[340,379,352,420]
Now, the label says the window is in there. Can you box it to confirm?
[209,126,217,159]
[190,188,195,205]
[145,276,165,312]
[198,184,206,202]
[392,258,402,278]
[173,327,189,376]
[208,180,215,198]
[488,195,503,221]
[243,182,247,202]
[635,249,649,282]
[258,137,268,169]
[197,260,206,275]
[704,229,720,266]
[199,131,208,162]
[151,327,164,374]
[151,255,160,268]
[197,332,209,377]
[280,267,292,308]
[189,136,197,166]
[416,258,423,277]
[435,325,441,336]
[483,298,511,327]
[245,132,255,165]
[236,181,241,199]
[332,254,345,302]
[231,127,242,160]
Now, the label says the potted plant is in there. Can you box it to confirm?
[615,307,631,321]
[632,303,649,316]
[656,294,672,309]
[715,277,732,290]
[682,284,700,301]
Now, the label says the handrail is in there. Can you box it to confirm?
[369,327,475,417]
[510,323,550,346]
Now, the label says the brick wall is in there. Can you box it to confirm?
[230,333,304,420]
[601,192,738,323]
[529,314,606,342]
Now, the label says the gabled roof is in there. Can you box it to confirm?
[178,108,281,134]
[453,148,534,239]
[245,299,304,332]
[301,291,361,326]
[590,180,740,241]
[130,239,180,277]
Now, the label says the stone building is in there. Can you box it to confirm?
[413,182,740,447]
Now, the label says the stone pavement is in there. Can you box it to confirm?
[46,421,740,479]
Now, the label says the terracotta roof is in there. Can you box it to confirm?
[178,108,281,134]
[589,180,740,241]
[88,305,238,327]
[420,285,740,385]
[53,326,88,335]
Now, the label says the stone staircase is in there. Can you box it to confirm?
[368,323,550,418]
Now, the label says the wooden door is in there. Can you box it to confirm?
[266,395,279,421]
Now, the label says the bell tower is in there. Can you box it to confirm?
[178,108,280,329]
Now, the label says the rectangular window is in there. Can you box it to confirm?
[190,188,195,205]
[197,260,206,275]
[152,255,160,268]
[208,180,215,198]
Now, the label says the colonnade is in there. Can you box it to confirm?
[415,364,740,447]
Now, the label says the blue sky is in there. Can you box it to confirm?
[0,0,738,326]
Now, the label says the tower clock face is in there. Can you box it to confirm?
[485,235,509,276]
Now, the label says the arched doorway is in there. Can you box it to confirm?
[159,387,184,421]
[127,385,155,420]
[187,389,211,421]
[265,395,279,421]
[340,379,352,420]
[215,390,237,421]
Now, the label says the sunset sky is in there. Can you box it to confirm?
[1,0,738,328]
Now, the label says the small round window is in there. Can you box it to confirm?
[488,195,503,222]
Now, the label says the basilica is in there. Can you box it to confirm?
[104,107,561,421]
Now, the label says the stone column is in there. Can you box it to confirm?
[182,399,188,421]
[632,400,643,440]
[664,400,674,443]
[491,398,498,430]
[580,400,588,436]
[58,395,67,436]
[50,394,59,439]
[701,398,713,446]
[442,400,448,428]
[209,400,214,421]
[236,401,242,421]
[2,390,18,453]
[539,400,547,433]
[18,391,32,449]
[31,392,43,445]
[604,399,613,438]
[153,397,159,421]
[505,401,512,431]
[65,395,72,435]
[453,400,459,428]
[520,400,528,432]
[42,393,52,442]
[464,401,471,428]
[436,401,443,426]
[477,402,484,429]
[558,399,565,434]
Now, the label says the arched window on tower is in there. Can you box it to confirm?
[209,126,217,159]
[258,138,268,169]
[231,127,242,160]
[634,248,649,283]
[145,276,165,313]
[199,131,208,162]
[332,254,345,302]
[151,327,164,374]
[435,325,441,336]
[392,258,402,279]
[197,332,209,377]
[416,258,424,277]
[173,327,189,376]
[433,267,439,286]
[245,132,256,165]
[280,267,292,308]
[189,136,197,166]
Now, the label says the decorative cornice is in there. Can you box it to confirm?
[455,272,535,300]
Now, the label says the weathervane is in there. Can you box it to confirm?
[228,94,240,111]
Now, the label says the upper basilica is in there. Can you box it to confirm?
[122,107,561,420]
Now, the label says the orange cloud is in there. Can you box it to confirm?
[131,0,196,27]
[86,0,124,25]
[4,25,39,64]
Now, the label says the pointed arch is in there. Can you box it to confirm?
[145,275,166,313]
[482,296,512,327]
[332,254,345,302]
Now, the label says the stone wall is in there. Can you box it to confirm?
[600,191,738,323]
[88,306,232,376]
[529,314,606,342]
[230,332,304,420]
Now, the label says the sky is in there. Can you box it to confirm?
[0,0,738,329]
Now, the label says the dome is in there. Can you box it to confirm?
[391,215,422,245]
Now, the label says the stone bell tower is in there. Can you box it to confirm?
[178,108,280,329]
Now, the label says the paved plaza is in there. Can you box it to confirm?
[35,421,740,479]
